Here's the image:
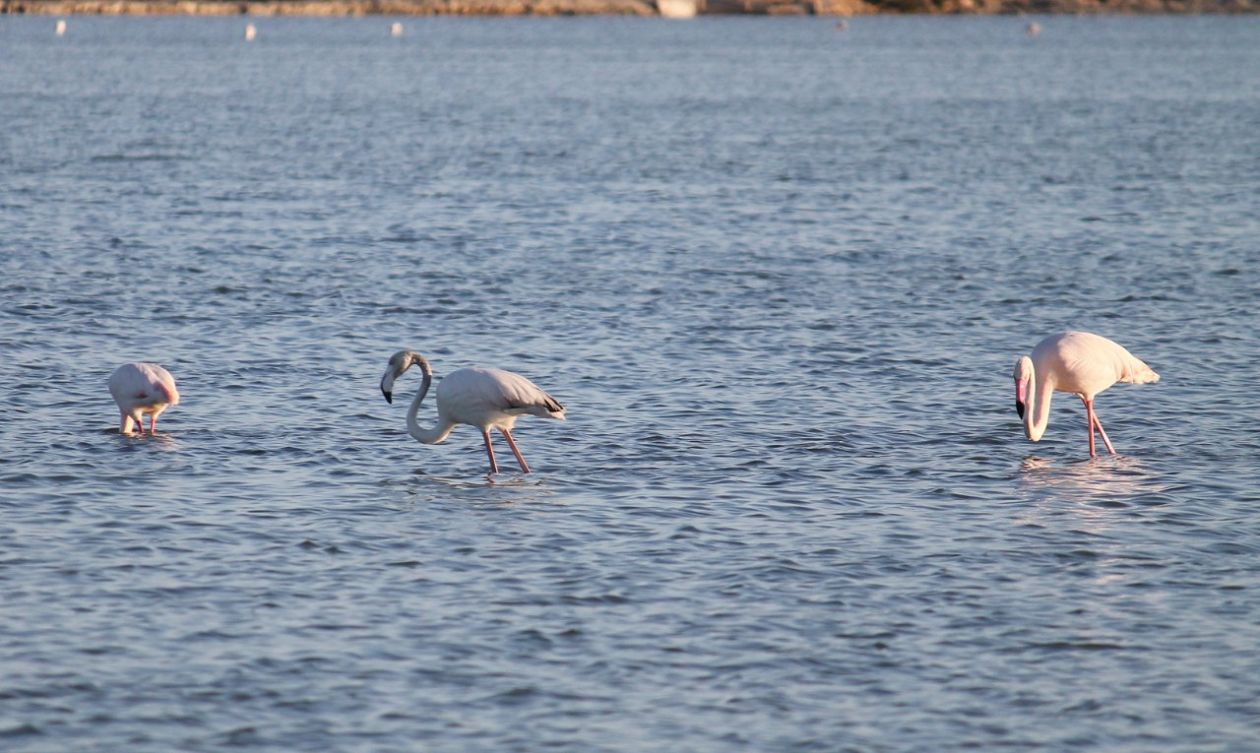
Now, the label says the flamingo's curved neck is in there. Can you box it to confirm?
[406,357,454,445]
[1023,361,1054,443]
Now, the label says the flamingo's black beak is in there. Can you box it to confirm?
[1015,400,1025,420]
[382,389,393,404]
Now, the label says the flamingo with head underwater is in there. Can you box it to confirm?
[1013,331,1159,457]
[380,350,566,475]
[109,362,179,435]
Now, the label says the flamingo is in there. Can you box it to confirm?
[109,363,180,435]
[1013,331,1159,457]
[380,350,566,475]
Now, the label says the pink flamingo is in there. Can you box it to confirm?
[1013,331,1159,457]
[380,350,566,475]
[109,363,180,435]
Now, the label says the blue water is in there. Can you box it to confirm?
[2,15,1259,752]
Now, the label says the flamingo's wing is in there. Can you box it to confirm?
[446,367,566,420]
[1036,332,1158,396]
[109,363,179,409]
[1063,331,1160,386]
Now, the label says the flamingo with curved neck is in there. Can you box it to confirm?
[1013,331,1159,457]
[380,350,566,475]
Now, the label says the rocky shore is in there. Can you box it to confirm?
[2,0,1254,16]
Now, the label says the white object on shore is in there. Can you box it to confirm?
[657,0,697,18]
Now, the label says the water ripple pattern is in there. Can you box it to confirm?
[2,16,1259,753]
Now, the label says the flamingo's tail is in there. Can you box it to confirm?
[159,381,180,406]
[1121,358,1160,385]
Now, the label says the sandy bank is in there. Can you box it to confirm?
[3,0,1255,16]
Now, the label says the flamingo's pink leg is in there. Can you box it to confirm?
[1092,411,1116,455]
[149,414,158,434]
[482,429,500,475]
[1082,397,1098,457]
[499,428,531,474]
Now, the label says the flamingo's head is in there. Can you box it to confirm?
[1013,356,1033,420]
[381,351,411,404]
[381,350,429,404]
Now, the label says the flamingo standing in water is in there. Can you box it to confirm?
[380,350,566,474]
[109,363,180,435]
[1013,331,1159,457]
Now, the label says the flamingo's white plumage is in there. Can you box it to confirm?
[1013,331,1159,457]
[380,350,565,474]
[109,362,180,435]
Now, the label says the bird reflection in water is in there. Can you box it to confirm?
[395,471,556,509]
[1017,454,1166,502]
[112,430,183,453]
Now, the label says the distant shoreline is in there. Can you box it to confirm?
[2,0,1255,15]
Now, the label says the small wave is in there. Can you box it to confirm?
[89,153,186,163]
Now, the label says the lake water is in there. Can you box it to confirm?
[2,14,1259,752]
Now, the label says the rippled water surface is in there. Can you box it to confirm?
[3,15,1259,752]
